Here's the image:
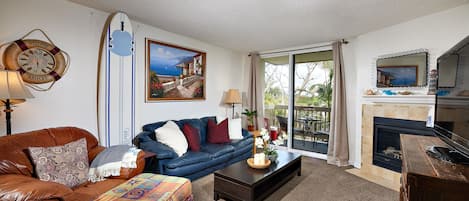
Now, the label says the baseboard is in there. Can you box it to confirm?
[272,145,327,160]
[350,160,361,168]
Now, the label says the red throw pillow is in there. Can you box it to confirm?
[207,119,230,144]
[182,124,201,152]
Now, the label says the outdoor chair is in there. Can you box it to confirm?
[313,121,330,144]
[277,115,305,141]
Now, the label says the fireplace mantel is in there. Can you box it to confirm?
[362,95,435,105]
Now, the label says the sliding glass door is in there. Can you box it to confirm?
[262,49,333,155]
[262,55,289,147]
[292,51,333,154]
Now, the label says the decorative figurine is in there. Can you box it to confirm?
[428,69,438,95]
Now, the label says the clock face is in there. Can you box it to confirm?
[17,47,56,75]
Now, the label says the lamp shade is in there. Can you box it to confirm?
[0,99,25,106]
[0,70,34,99]
[224,89,241,104]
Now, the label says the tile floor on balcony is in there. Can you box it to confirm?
[293,133,328,154]
[276,132,328,154]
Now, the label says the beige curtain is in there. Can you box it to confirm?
[248,52,264,130]
[327,41,349,166]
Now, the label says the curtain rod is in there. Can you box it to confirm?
[249,39,349,56]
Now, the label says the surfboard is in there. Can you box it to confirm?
[97,12,135,147]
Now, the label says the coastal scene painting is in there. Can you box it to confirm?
[376,65,418,87]
[146,39,206,101]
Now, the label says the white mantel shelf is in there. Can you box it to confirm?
[362,95,435,105]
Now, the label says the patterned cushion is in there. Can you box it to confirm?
[28,138,89,188]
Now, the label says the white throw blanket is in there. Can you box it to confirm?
[88,145,141,182]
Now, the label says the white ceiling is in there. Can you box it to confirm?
[69,0,468,52]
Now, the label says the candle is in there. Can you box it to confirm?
[259,153,265,164]
[254,153,265,165]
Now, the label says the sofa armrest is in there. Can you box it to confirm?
[0,174,72,201]
[133,131,154,147]
[109,151,145,180]
[88,146,106,163]
[242,129,253,138]
[139,140,177,160]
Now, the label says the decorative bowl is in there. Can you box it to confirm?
[247,158,271,169]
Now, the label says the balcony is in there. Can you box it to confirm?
[265,105,331,154]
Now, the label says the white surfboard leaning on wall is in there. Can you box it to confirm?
[97,12,135,147]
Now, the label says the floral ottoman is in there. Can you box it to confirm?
[95,173,193,201]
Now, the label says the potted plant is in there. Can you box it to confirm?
[258,128,278,162]
[242,109,257,131]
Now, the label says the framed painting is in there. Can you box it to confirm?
[376,65,418,87]
[146,38,206,101]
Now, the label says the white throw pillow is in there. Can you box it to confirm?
[154,121,188,157]
[228,118,243,140]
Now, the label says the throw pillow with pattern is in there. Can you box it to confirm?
[28,138,89,188]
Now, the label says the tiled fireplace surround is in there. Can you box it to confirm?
[347,103,432,191]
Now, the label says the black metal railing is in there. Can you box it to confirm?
[265,105,331,135]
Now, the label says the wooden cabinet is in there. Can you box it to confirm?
[400,134,469,201]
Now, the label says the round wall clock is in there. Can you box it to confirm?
[0,29,70,91]
[3,39,66,84]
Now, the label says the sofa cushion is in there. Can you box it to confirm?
[176,119,204,143]
[228,118,243,140]
[28,138,89,188]
[0,129,56,176]
[0,174,73,201]
[165,151,211,169]
[182,124,201,152]
[164,153,231,177]
[230,137,254,150]
[200,116,216,143]
[141,116,216,144]
[154,121,188,157]
[176,117,214,145]
[201,144,235,158]
[47,127,99,152]
[0,160,32,176]
[207,119,230,144]
[142,121,168,134]
[0,127,100,176]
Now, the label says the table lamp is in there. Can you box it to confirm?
[0,70,34,135]
[224,89,241,118]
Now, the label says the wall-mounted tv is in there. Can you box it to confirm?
[434,35,469,163]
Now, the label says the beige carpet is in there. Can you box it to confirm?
[192,156,399,201]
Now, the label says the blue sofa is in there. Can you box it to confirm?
[134,116,253,180]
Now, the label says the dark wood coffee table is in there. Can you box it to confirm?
[214,150,301,201]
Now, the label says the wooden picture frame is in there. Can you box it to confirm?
[145,38,206,102]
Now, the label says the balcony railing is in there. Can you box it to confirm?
[265,105,331,153]
[265,105,330,130]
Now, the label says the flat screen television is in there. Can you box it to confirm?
[433,35,469,164]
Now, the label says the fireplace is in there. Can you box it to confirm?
[373,117,434,172]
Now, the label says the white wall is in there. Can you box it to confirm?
[345,4,469,167]
[0,0,245,137]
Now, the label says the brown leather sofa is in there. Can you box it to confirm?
[0,127,145,201]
